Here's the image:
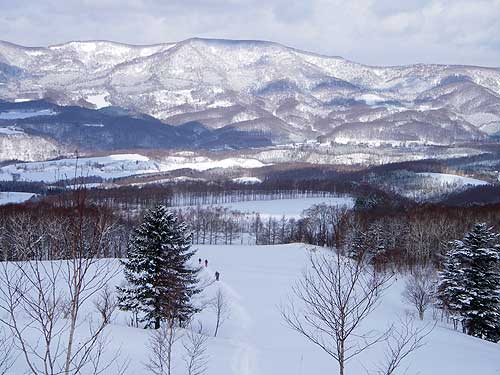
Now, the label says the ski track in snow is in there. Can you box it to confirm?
[225,283,257,375]
[203,267,258,375]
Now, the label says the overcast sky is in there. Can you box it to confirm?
[1,0,499,67]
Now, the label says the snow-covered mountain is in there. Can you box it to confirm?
[1,38,500,145]
[0,99,273,161]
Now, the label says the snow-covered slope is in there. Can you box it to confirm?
[0,131,63,161]
[0,191,36,205]
[0,99,274,162]
[0,153,268,183]
[3,244,499,375]
[1,38,500,144]
[417,172,490,187]
[192,244,500,375]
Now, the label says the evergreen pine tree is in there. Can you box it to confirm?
[365,223,387,267]
[456,224,500,341]
[347,223,387,267]
[118,205,200,329]
[436,243,465,328]
[347,229,367,262]
[438,223,500,341]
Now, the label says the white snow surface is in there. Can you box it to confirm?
[0,154,155,183]
[184,196,355,219]
[0,109,57,119]
[357,93,386,105]
[417,172,489,186]
[0,191,36,205]
[0,153,268,182]
[161,156,267,172]
[0,134,62,162]
[3,244,499,375]
[0,126,24,135]
[86,93,111,109]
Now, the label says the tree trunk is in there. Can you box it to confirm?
[64,271,81,375]
[339,338,345,375]
[214,314,220,337]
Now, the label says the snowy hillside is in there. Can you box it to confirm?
[1,38,500,144]
[0,153,268,183]
[0,131,63,161]
[3,244,499,375]
[0,191,36,205]
[417,172,490,187]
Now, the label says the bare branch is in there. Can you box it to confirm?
[403,267,436,320]
[211,288,230,337]
[373,315,434,375]
[183,322,209,375]
[281,249,392,375]
[145,321,182,375]
[0,327,15,375]
[93,284,118,325]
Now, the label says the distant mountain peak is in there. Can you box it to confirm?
[1,37,500,146]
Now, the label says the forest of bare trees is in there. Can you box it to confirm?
[1,183,500,274]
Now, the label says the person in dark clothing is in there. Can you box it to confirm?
[198,258,202,265]
[204,259,208,268]
[215,271,220,281]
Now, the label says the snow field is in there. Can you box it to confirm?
[0,126,25,135]
[86,93,111,109]
[0,153,268,183]
[184,196,355,219]
[3,244,499,374]
[0,109,57,120]
[0,191,36,205]
[187,244,500,375]
[417,172,489,186]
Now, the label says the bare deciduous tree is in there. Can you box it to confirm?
[281,250,392,375]
[403,267,436,320]
[183,322,209,375]
[211,288,230,337]
[373,315,434,375]
[0,251,122,375]
[0,196,125,375]
[146,320,181,375]
[94,284,118,325]
[0,327,14,375]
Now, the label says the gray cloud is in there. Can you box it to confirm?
[0,0,499,66]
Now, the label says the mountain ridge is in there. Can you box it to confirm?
[1,37,500,146]
[3,38,499,70]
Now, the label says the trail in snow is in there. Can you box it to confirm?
[199,264,258,375]
[194,244,500,375]
[3,244,500,374]
[224,283,257,375]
